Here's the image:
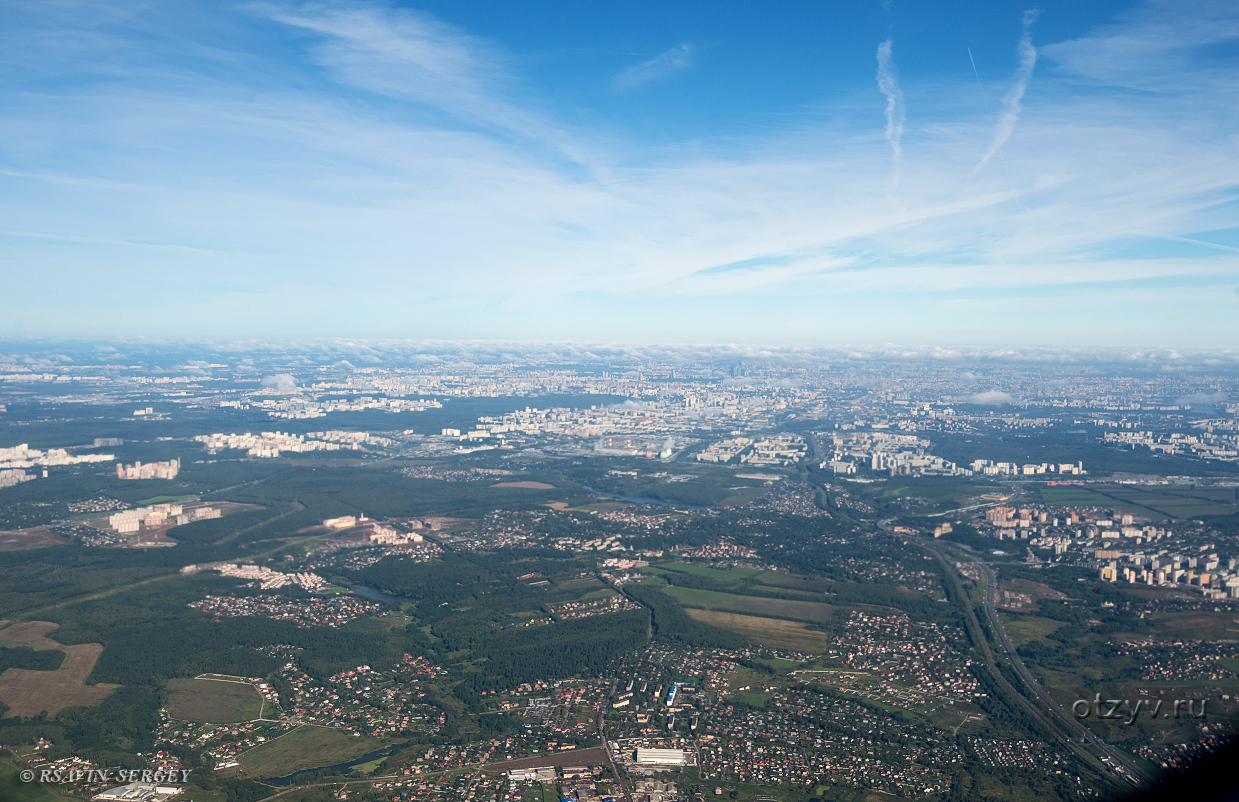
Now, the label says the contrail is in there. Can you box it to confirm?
[975,10,1038,174]
[876,39,905,192]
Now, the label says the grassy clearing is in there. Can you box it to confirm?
[1150,611,1239,640]
[554,577,609,593]
[136,494,198,505]
[237,725,382,778]
[664,586,833,624]
[684,609,830,651]
[720,486,766,505]
[165,678,263,723]
[653,563,761,584]
[749,584,825,600]
[1100,485,1239,519]
[683,609,827,654]
[998,614,1066,648]
[1038,486,1129,508]
[0,760,80,802]
[753,571,833,593]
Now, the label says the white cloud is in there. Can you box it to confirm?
[261,373,298,393]
[0,2,1235,344]
[613,44,694,90]
[976,10,1039,173]
[875,39,905,191]
[968,390,1015,404]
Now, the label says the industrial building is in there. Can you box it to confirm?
[635,748,688,766]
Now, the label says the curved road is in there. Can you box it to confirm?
[975,560,1151,787]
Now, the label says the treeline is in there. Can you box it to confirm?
[354,550,598,627]
[0,548,179,617]
[0,645,64,672]
[452,612,648,699]
[218,466,563,520]
[622,585,745,649]
[0,686,158,770]
[31,574,430,684]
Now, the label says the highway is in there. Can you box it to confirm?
[974,560,1152,787]
[881,515,1153,790]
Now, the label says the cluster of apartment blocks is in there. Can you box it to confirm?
[211,563,328,590]
[1096,548,1238,597]
[0,468,35,487]
[108,503,219,533]
[739,434,806,467]
[982,507,1133,548]
[693,434,806,466]
[694,437,751,463]
[1102,429,1238,461]
[321,516,430,544]
[970,460,1084,476]
[818,431,960,476]
[116,458,180,480]
[252,395,441,420]
[194,430,385,458]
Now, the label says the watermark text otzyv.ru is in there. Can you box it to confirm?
[1073,693,1207,725]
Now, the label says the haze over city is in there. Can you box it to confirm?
[2,0,1237,346]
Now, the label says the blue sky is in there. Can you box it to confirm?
[1,0,1237,347]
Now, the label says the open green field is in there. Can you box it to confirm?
[997,614,1067,648]
[237,725,383,778]
[684,609,830,651]
[136,494,198,505]
[752,571,834,593]
[663,586,833,624]
[553,576,610,594]
[0,760,78,802]
[1098,485,1239,520]
[1037,486,1143,511]
[1037,483,1239,521]
[165,677,264,723]
[1147,610,1239,640]
[720,486,767,505]
[741,692,771,707]
[653,563,761,585]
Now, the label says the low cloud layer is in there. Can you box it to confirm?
[261,373,298,393]
[1175,391,1228,406]
[968,390,1015,405]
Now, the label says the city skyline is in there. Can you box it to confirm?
[2,0,1237,345]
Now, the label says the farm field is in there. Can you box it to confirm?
[236,724,383,778]
[1037,486,1149,514]
[684,609,830,651]
[0,621,118,717]
[0,528,71,551]
[1037,483,1239,521]
[1097,485,1239,520]
[165,677,264,723]
[662,586,834,624]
